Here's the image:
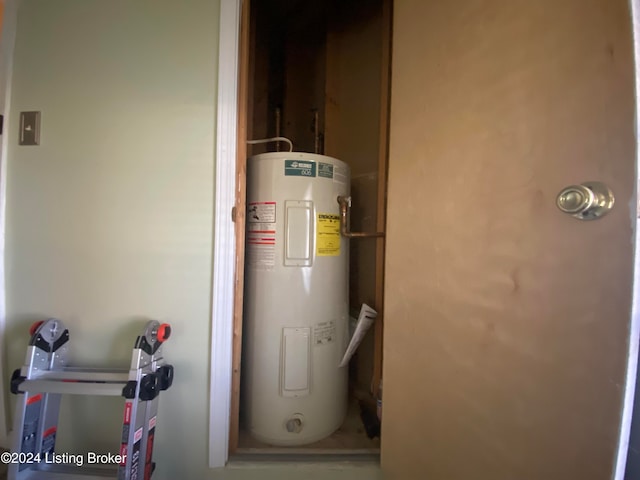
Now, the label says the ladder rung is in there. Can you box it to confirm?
[34,370,129,382]
[63,367,129,374]
[18,380,126,396]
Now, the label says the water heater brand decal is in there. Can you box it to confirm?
[247,201,276,270]
[318,162,334,179]
[316,214,341,256]
[285,160,316,177]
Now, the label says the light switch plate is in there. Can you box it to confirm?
[19,111,40,146]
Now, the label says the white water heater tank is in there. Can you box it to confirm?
[243,151,349,446]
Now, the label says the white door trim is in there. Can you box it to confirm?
[0,0,22,449]
[209,0,242,469]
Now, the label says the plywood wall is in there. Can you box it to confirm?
[248,0,327,155]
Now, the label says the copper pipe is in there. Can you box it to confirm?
[337,196,385,238]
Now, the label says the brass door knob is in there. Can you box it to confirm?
[556,182,615,220]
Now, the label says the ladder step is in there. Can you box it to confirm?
[35,370,129,382]
[18,380,126,396]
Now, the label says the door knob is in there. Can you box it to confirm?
[556,182,615,220]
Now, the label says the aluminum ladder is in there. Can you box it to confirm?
[8,318,174,480]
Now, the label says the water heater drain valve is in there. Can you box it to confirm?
[285,415,304,434]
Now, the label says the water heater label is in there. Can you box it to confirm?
[246,245,275,270]
[333,164,348,185]
[314,320,336,346]
[316,214,341,256]
[318,162,334,179]
[248,201,276,223]
[247,201,276,270]
[284,160,316,177]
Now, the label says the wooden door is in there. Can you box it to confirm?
[382,1,636,479]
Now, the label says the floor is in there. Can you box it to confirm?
[0,400,381,480]
[0,450,382,480]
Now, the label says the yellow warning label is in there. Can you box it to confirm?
[316,214,341,256]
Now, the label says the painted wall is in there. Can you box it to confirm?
[4,1,218,478]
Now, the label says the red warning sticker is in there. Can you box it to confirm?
[247,201,276,270]
[26,394,42,405]
[123,402,133,425]
[246,229,275,245]
[247,202,276,246]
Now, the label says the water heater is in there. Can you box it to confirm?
[243,151,349,446]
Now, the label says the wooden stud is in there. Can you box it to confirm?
[372,0,393,398]
[228,0,251,454]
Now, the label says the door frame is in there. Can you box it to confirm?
[208,0,242,469]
